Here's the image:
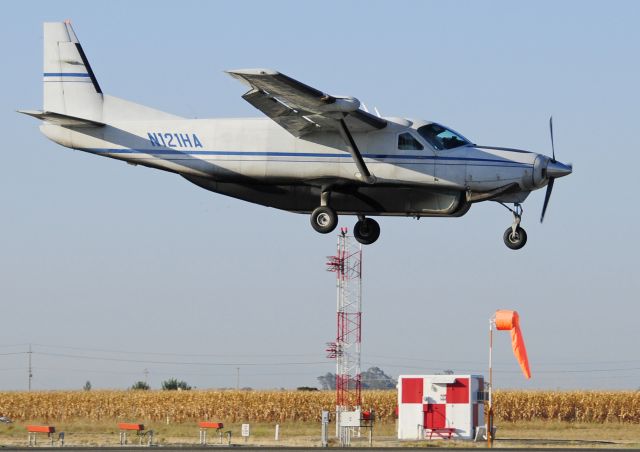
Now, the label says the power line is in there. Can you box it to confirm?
[33,351,328,367]
[7,345,640,379]
[30,366,327,379]
[366,353,640,367]
[12,351,640,375]
[0,343,31,349]
[30,343,322,358]
[16,344,640,367]
[362,361,640,375]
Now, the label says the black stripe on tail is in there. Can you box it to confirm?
[74,43,102,94]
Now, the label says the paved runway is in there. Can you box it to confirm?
[0,448,628,451]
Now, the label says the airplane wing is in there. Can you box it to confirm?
[227,69,385,183]
[226,69,387,138]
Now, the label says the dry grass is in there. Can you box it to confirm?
[0,389,639,424]
[0,419,639,448]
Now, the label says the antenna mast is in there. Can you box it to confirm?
[326,227,363,434]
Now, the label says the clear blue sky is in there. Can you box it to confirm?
[1,0,639,391]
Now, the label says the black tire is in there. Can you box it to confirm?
[354,218,381,245]
[310,206,338,234]
[503,226,527,250]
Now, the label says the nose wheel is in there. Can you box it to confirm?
[501,203,527,250]
[354,216,380,245]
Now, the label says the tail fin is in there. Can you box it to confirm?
[43,21,103,122]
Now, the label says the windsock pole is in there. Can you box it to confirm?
[487,315,495,448]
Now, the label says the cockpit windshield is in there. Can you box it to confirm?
[417,123,471,150]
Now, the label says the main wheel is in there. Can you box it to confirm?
[310,206,338,234]
[354,218,381,245]
[503,226,527,250]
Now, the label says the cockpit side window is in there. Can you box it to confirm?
[398,132,424,151]
[417,124,470,150]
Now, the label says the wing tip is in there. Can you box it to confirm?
[226,68,279,76]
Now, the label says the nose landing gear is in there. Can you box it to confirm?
[501,203,527,250]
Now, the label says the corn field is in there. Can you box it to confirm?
[0,390,638,423]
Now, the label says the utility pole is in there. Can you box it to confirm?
[143,368,149,384]
[28,344,33,391]
[236,367,240,390]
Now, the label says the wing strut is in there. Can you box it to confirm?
[337,118,376,184]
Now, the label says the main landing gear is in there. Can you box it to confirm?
[310,206,338,234]
[310,117,382,244]
[309,193,381,245]
[501,203,527,250]
[354,215,380,245]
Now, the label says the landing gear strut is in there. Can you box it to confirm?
[309,190,381,244]
[310,189,338,234]
[354,215,380,245]
[501,203,527,250]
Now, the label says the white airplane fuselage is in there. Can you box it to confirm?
[41,115,543,216]
[23,21,572,248]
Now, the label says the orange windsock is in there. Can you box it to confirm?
[495,310,531,379]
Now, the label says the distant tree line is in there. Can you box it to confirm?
[131,381,150,390]
[317,366,396,390]
[128,379,192,390]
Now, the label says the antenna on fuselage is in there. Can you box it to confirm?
[361,103,369,113]
[373,107,381,117]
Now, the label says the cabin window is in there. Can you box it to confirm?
[398,132,424,150]
[417,124,470,150]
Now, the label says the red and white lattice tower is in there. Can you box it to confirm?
[326,227,363,428]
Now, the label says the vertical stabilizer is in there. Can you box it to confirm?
[43,21,103,122]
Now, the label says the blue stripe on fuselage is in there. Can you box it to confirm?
[81,148,531,166]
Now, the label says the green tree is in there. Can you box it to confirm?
[317,372,336,390]
[83,380,92,391]
[318,367,396,390]
[131,381,150,390]
[161,378,191,390]
[361,366,396,389]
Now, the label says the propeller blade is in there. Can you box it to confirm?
[540,177,555,223]
[549,116,556,162]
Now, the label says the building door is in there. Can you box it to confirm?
[424,404,446,429]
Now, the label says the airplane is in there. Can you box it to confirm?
[20,22,572,249]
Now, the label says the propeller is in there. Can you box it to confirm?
[549,116,556,162]
[540,116,572,223]
[540,177,554,223]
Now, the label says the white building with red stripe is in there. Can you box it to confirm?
[397,374,485,440]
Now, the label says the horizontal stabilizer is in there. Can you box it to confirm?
[17,110,104,127]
